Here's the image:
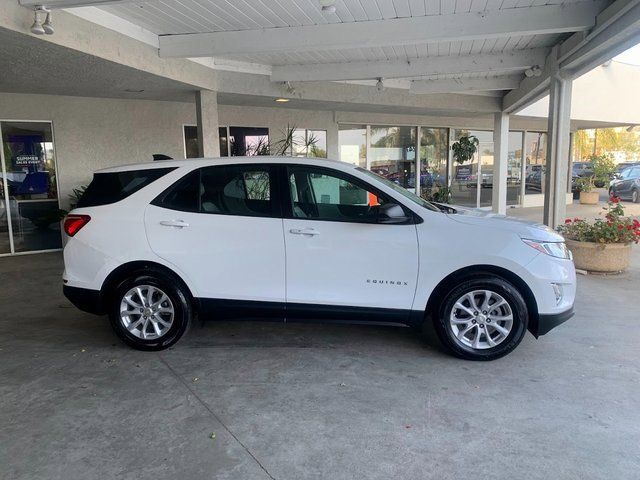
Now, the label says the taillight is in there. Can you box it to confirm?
[63,215,91,237]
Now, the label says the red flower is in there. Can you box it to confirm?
[610,195,620,203]
[573,217,580,222]
[565,218,572,224]
[618,224,624,230]
[633,219,640,228]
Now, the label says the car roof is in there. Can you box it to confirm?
[95,156,355,174]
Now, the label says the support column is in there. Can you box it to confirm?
[492,112,509,214]
[543,74,573,228]
[195,90,220,158]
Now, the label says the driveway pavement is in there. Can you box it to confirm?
[1,251,639,480]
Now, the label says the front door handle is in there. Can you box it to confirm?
[289,228,320,236]
[160,220,189,228]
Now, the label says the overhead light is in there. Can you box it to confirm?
[275,98,290,103]
[320,0,336,13]
[30,8,45,35]
[42,10,54,35]
[376,77,384,92]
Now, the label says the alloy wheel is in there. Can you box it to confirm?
[449,290,513,350]
[119,285,174,340]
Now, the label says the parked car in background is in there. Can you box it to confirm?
[63,157,575,361]
[609,165,640,203]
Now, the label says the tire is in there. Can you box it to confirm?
[108,270,192,351]
[432,275,528,361]
[632,189,639,204]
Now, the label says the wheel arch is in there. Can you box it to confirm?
[100,261,198,312]
[422,264,540,336]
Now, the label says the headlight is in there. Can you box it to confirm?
[522,238,572,259]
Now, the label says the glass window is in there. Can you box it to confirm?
[183,126,199,158]
[78,168,175,208]
[287,166,393,223]
[219,127,228,157]
[291,129,327,158]
[525,132,547,195]
[419,127,448,196]
[229,127,269,156]
[507,132,523,206]
[369,126,416,190]
[200,165,275,217]
[1,121,62,253]
[450,129,480,207]
[339,125,367,168]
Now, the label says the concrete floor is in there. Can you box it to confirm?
[1,250,639,480]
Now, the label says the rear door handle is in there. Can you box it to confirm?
[289,228,320,236]
[160,220,189,228]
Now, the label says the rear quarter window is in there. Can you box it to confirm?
[77,167,176,207]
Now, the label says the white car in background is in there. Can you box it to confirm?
[62,156,575,360]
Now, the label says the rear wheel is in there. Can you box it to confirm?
[109,271,192,350]
[632,189,639,203]
[432,276,528,361]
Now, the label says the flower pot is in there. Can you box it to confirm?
[579,191,599,205]
[566,239,632,273]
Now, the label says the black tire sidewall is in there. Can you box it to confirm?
[109,272,191,351]
[433,276,528,361]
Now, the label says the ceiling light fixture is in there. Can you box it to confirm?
[275,98,290,103]
[320,0,336,13]
[30,7,45,35]
[42,10,54,35]
[376,77,384,92]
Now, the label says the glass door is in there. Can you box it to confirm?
[0,121,62,254]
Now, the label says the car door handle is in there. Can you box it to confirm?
[289,228,320,236]
[159,220,189,228]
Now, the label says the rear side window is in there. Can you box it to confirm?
[200,165,276,217]
[153,165,278,217]
[77,167,175,208]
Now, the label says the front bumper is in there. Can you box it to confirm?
[531,306,574,338]
[63,285,105,315]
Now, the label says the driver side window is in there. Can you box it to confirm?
[287,166,389,223]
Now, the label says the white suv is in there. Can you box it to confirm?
[63,157,575,360]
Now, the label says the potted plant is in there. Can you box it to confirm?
[451,135,479,164]
[576,177,599,205]
[575,154,616,205]
[558,195,640,273]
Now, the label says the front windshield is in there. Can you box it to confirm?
[357,167,440,212]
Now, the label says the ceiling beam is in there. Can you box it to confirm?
[410,75,522,94]
[18,0,133,8]
[271,48,547,82]
[159,2,603,58]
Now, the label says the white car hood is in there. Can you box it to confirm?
[445,205,564,242]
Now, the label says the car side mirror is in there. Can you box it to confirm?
[378,203,410,224]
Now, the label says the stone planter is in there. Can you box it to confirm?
[579,191,599,205]
[566,239,632,273]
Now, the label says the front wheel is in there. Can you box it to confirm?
[632,189,639,204]
[433,276,528,361]
[109,271,192,351]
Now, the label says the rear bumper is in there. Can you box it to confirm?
[533,306,574,337]
[63,285,105,315]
